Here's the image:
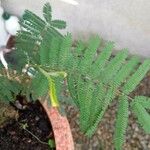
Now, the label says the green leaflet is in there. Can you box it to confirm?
[67,73,79,106]
[22,10,45,32]
[30,73,49,99]
[39,40,50,65]
[85,82,106,136]
[80,36,101,73]
[77,76,89,132]
[131,97,150,133]
[16,31,39,53]
[85,85,116,137]
[43,3,52,23]
[7,48,27,72]
[74,40,86,71]
[0,77,21,102]
[19,18,42,35]
[99,49,128,83]
[123,59,150,94]
[51,20,66,29]
[74,40,85,55]
[58,33,72,69]
[132,96,150,109]
[48,37,61,67]
[114,95,129,150]
[91,41,114,77]
[112,56,139,87]
[78,80,94,132]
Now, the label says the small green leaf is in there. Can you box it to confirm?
[48,139,55,148]
[30,73,49,99]
[43,2,52,23]
[51,20,66,29]
[114,95,129,150]
[131,97,150,133]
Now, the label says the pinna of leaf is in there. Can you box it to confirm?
[1,2,150,150]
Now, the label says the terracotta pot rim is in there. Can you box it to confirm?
[41,100,74,150]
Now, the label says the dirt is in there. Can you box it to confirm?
[0,102,18,127]
[0,99,55,150]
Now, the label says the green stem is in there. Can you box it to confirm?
[38,67,67,107]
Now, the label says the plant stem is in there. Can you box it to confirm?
[19,123,49,145]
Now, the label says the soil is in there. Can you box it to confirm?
[0,99,55,150]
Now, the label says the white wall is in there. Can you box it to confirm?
[2,0,150,58]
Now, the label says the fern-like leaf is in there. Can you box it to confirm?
[131,96,150,133]
[16,4,65,66]
[123,59,150,94]
[43,2,52,23]
[114,95,129,150]
[99,49,128,83]
[0,76,21,102]
[80,36,101,73]
[58,33,72,68]
[112,56,139,87]
[85,82,106,136]
[91,41,114,77]
[132,96,150,109]
[30,72,49,99]
[51,20,66,29]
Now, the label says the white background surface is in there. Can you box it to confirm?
[2,0,150,58]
